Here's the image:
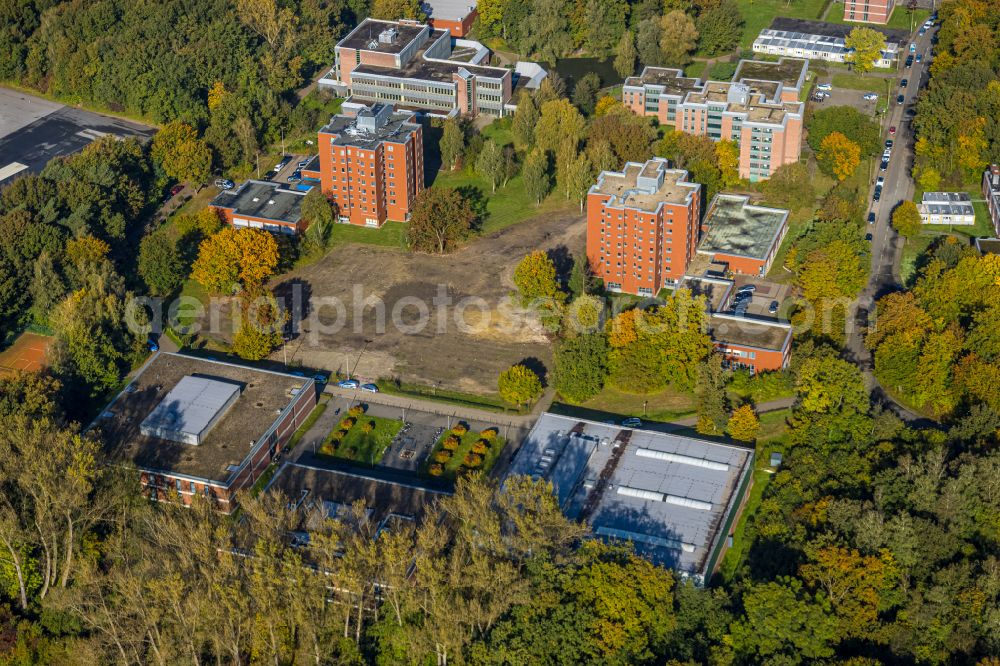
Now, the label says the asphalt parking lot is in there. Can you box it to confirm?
[0,87,154,185]
[726,278,793,320]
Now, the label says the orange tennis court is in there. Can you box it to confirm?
[0,332,53,377]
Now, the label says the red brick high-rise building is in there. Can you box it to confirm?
[302,104,424,227]
[844,0,896,24]
[586,159,701,296]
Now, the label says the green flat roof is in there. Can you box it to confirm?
[699,194,788,261]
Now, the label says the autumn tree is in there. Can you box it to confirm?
[891,200,922,242]
[475,139,506,192]
[727,404,760,442]
[406,187,475,254]
[371,0,423,20]
[191,227,280,295]
[535,99,586,154]
[696,356,729,435]
[715,139,741,187]
[523,149,551,204]
[845,27,887,75]
[697,0,743,56]
[440,119,465,170]
[150,121,212,185]
[232,292,286,360]
[763,162,815,209]
[511,92,538,151]
[659,10,699,66]
[817,132,861,181]
[613,30,637,78]
[554,333,608,403]
[513,250,565,306]
[498,363,543,407]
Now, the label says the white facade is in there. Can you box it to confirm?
[753,28,897,69]
[918,192,976,226]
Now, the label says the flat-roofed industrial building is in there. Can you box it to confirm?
[502,413,754,584]
[209,180,308,234]
[95,353,318,513]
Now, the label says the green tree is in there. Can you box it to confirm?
[406,187,475,253]
[729,579,839,661]
[523,149,551,204]
[659,10,699,66]
[582,0,627,56]
[513,250,564,306]
[845,27,887,75]
[572,72,602,115]
[695,356,729,435]
[371,0,424,20]
[554,333,608,403]
[498,363,543,407]
[807,106,881,156]
[440,119,464,170]
[891,200,922,243]
[138,232,184,296]
[150,121,212,185]
[231,295,285,361]
[762,162,815,209]
[613,30,637,78]
[535,99,586,154]
[300,188,336,256]
[696,0,743,56]
[511,92,539,151]
[568,254,592,298]
[475,139,505,192]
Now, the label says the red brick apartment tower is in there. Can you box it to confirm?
[316,104,424,227]
[844,0,896,24]
[586,159,702,296]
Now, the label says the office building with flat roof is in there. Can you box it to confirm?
[708,313,792,373]
[844,0,895,25]
[320,18,544,118]
[697,194,789,276]
[622,59,807,181]
[586,158,702,296]
[918,192,976,226]
[984,165,1000,235]
[422,0,478,36]
[95,353,318,513]
[302,103,424,227]
[209,180,308,234]
[502,413,754,583]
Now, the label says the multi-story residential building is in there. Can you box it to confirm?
[622,58,807,181]
[984,165,1000,235]
[320,18,545,118]
[697,194,789,277]
[300,103,424,227]
[209,180,309,234]
[917,192,976,226]
[753,18,903,68]
[844,0,895,25]
[586,158,701,296]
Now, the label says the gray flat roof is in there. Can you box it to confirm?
[699,194,788,261]
[503,413,753,580]
[319,105,421,150]
[768,17,909,46]
[709,313,792,351]
[922,191,971,203]
[139,376,240,445]
[422,0,478,22]
[210,181,305,224]
[266,462,450,523]
[733,58,808,92]
[98,353,312,483]
[339,19,427,55]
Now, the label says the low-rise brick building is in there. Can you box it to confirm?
[622,59,807,181]
[697,194,789,277]
[95,353,318,514]
[586,158,702,296]
[709,313,792,374]
[209,180,308,234]
[311,103,424,227]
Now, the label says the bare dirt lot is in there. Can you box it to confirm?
[199,210,586,394]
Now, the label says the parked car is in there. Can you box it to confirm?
[863,92,878,101]
[312,373,328,384]
[215,178,235,189]
[738,284,756,293]
[900,78,908,88]
[816,82,832,91]
[905,55,914,67]
[768,300,779,314]
[169,184,184,197]
[880,160,889,172]
[897,94,905,105]
[909,42,916,53]
[873,188,882,202]
[147,336,159,352]
[883,148,892,159]
[360,383,379,394]
[865,233,873,242]
[876,176,885,186]
[868,212,877,225]
[336,379,360,389]
[889,126,896,135]
[290,371,306,378]
[915,53,922,63]
[273,157,291,172]
[297,160,310,169]
[622,417,642,428]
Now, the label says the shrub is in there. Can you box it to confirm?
[361,420,375,434]
[434,450,452,463]
[429,464,444,476]
[442,435,460,450]
[452,424,468,436]
[479,428,498,440]
[340,417,356,429]
[336,429,349,439]
[463,453,482,467]
[472,442,489,455]
[347,447,358,457]
[348,405,365,417]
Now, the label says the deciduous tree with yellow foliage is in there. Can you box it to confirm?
[191,227,279,295]
[817,132,861,181]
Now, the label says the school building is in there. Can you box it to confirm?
[622,58,807,181]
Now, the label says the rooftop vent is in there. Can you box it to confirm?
[267,199,275,205]
[616,485,713,511]
[252,197,260,202]
[378,27,398,44]
[139,376,241,446]
[635,448,729,472]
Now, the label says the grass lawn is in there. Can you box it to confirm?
[319,413,404,465]
[424,426,506,480]
[377,379,526,414]
[552,384,698,423]
[831,72,894,93]
[716,408,790,582]
[685,61,709,80]
[735,0,828,48]
[329,220,409,249]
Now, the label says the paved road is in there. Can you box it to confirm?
[845,23,937,423]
